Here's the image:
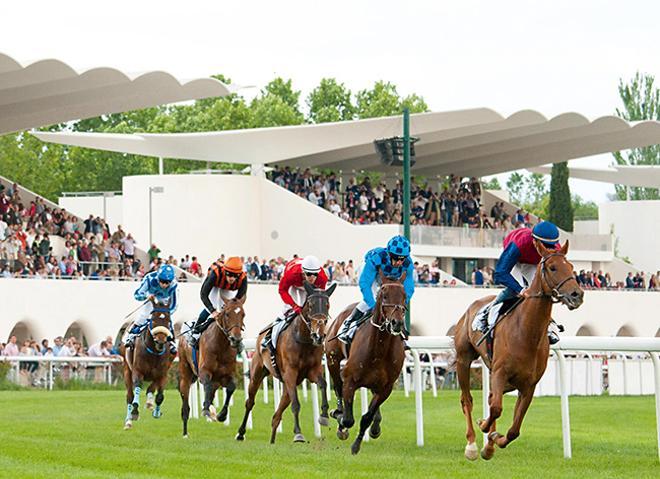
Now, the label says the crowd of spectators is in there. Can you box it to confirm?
[269,166,524,230]
[0,334,120,386]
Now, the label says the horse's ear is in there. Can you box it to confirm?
[533,238,549,257]
[325,282,337,297]
[303,281,315,296]
[237,295,247,306]
[399,271,407,284]
[561,239,569,255]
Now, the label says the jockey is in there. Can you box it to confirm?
[337,235,415,344]
[263,255,328,354]
[189,256,248,351]
[481,221,563,344]
[125,264,178,353]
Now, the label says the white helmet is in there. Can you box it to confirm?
[301,255,322,274]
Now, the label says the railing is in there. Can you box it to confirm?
[60,191,122,198]
[405,225,505,248]
[0,356,121,389]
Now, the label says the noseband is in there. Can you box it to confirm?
[535,253,576,303]
[372,283,407,336]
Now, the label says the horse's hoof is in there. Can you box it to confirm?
[330,409,342,420]
[351,441,361,455]
[369,427,381,440]
[480,447,494,461]
[182,434,189,439]
[235,433,245,441]
[123,421,132,430]
[145,398,155,410]
[477,419,488,433]
[209,405,218,421]
[293,433,306,443]
[318,415,329,427]
[217,410,228,423]
[337,428,349,441]
[152,410,162,419]
[464,442,479,461]
[130,414,139,421]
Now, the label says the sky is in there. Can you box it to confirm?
[3,0,660,203]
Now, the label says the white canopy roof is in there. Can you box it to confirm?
[0,52,233,135]
[529,164,660,188]
[32,108,660,178]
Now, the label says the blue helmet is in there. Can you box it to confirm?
[532,221,560,246]
[387,235,411,258]
[157,264,175,282]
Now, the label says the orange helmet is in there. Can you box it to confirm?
[224,256,243,274]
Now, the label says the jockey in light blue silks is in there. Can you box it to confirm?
[337,235,415,344]
[124,264,178,353]
[478,221,563,344]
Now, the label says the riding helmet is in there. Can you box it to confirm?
[301,255,322,273]
[157,264,175,282]
[532,221,560,246]
[387,235,411,258]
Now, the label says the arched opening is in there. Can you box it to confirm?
[8,321,34,344]
[446,324,457,336]
[64,322,89,348]
[616,325,636,337]
[576,325,595,336]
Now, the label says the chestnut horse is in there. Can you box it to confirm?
[325,273,407,455]
[178,296,246,438]
[454,240,584,461]
[120,298,175,429]
[236,282,337,443]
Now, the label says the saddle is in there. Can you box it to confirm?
[478,296,524,361]
[340,310,372,355]
[260,311,297,380]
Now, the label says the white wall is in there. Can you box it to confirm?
[574,220,599,235]
[1,279,658,345]
[599,200,660,272]
[58,195,124,232]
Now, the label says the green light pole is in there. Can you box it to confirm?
[402,107,411,331]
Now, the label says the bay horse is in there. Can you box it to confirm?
[236,282,337,443]
[454,240,584,461]
[120,298,175,429]
[324,272,407,455]
[178,296,246,438]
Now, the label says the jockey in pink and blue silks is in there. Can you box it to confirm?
[482,221,563,344]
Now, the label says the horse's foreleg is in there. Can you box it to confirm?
[339,380,357,435]
[479,369,505,461]
[217,377,236,423]
[270,389,291,444]
[494,386,535,449]
[369,407,382,439]
[123,366,134,427]
[131,375,144,420]
[457,357,478,460]
[327,351,344,421]
[314,371,330,426]
[146,383,156,410]
[152,376,167,419]
[200,374,219,421]
[282,371,305,443]
[236,364,266,441]
[350,388,390,455]
[179,361,194,438]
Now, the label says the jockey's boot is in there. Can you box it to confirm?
[338,308,366,344]
[189,317,212,350]
[548,319,562,345]
[123,324,142,349]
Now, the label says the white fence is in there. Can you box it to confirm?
[2,336,659,461]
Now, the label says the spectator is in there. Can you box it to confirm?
[2,335,19,356]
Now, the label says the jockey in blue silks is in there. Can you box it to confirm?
[337,235,415,344]
[124,264,178,353]
[479,221,563,344]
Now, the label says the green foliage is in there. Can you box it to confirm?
[572,194,599,220]
[613,72,660,200]
[481,176,502,190]
[505,172,549,217]
[548,162,574,231]
[306,78,355,123]
[356,81,429,119]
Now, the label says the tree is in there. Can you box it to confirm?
[260,78,304,119]
[548,162,573,231]
[613,72,660,200]
[306,78,355,123]
[355,81,428,119]
[506,172,525,205]
[481,177,502,190]
[572,194,599,220]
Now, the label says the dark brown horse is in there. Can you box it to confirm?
[236,282,337,443]
[454,240,583,461]
[120,298,175,429]
[325,273,407,455]
[178,296,246,438]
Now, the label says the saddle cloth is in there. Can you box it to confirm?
[471,300,504,332]
[342,311,372,345]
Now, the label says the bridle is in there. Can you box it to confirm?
[529,252,576,303]
[297,292,330,343]
[215,302,245,340]
[371,283,407,336]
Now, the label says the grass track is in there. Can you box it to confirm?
[0,389,657,478]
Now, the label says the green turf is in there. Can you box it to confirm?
[0,388,657,478]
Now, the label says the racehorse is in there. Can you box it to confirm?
[236,282,337,443]
[454,240,583,461]
[120,298,175,429]
[178,296,246,438]
[324,272,407,455]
